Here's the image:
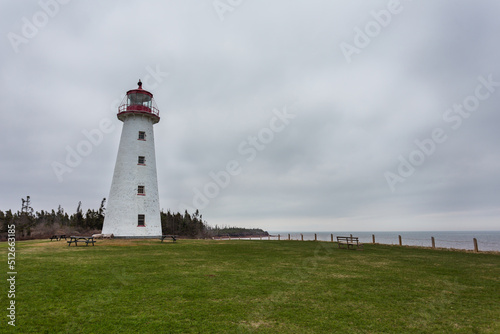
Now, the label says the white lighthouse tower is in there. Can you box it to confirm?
[102,81,162,237]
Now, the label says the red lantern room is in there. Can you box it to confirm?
[117,80,160,123]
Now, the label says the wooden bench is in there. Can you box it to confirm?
[50,235,67,241]
[337,236,363,250]
[67,236,95,247]
[161,235,177,243]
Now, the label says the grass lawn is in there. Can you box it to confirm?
[1,239,499,333]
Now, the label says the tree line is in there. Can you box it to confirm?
[0,196,268,240]
[0,196,107,240]
[209,226,269,238]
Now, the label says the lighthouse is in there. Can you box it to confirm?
[102,81,162,237]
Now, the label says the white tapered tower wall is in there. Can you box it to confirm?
[102,113,161,237]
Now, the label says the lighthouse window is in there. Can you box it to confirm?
[138,156,145,165]
[137,186,145,195]
[138,214,145,226]
[128,93,152,108]
[138,131,146,140]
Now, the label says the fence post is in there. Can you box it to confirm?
[278,234,280,241]
[314,233,317,241]
[301,234,303,241]
[372,234,375,244]
[398,235,402,246]
[331,234,334,242]
[431,237,435,249]
[288,234,290,241]
[473,238,479,253]
[268,235,270,240]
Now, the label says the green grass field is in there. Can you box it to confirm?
[1,239,499,333]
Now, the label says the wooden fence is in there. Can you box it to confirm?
[242,233,491,253]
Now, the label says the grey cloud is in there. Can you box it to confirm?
[1,1,499,231]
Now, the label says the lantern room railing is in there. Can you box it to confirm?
[118,103,160,117]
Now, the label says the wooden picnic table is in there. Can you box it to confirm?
[67,236,95,247]
[160,235,177,243]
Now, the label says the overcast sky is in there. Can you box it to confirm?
[1,1,500,232]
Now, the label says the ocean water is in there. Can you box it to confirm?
[266,231,500,252]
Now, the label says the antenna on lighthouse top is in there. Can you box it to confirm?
[137,80,142,89]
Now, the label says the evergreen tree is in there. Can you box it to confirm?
[18,196,35,237]
[0,210,6,233]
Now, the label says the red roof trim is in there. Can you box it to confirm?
[126,89,153,97]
